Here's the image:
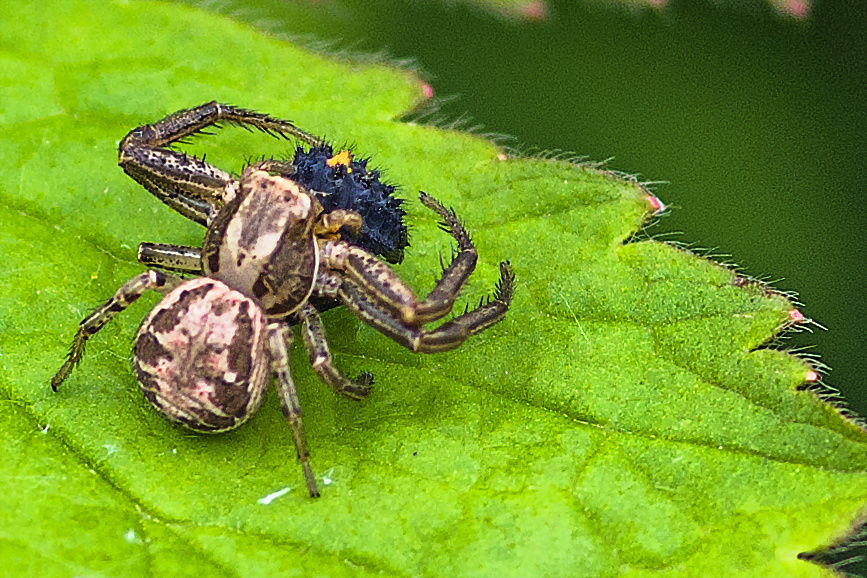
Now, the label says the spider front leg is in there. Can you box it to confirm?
[119,139,235,226]
[335,261,514,353]
[50,270,185,391]
[121,101,323,151]
[320,191,514,353]
[118,102,324,224]
[324,192,478,325]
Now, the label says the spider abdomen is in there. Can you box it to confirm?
[134,277,269,433]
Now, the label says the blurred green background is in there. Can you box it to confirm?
[180,0,866,568]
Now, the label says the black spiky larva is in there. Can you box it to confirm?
[281,145,409,265]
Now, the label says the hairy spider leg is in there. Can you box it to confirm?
[298,304,374,400]
[129,170,217,226]
[120,141,236,225]
[334,261,514,354]
[125,101,323,148]
[118,101,324,224]
[414,192,480,322]
[321,193,480,326]
[138,243,203,273]
[267,322,321,498]
[50,270,184,391]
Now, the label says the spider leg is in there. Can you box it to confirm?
[118,102,323,221]
[335,261,514,353]
[249,158,297,176]
[299,304,373,400]
[267,322,320,498]
[50,270,185,391]
[413,192,479,322]
[119,138,238,220]
[125,169,219,226]
[122,101,324,149]
[138,243,202,273]
[322,193,478,326]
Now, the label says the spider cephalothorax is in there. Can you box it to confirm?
[51,102,514,497]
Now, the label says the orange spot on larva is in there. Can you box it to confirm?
[326,150,352,167]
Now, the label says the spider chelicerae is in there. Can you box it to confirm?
[51,102,514,497]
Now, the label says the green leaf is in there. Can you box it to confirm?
[0,1,863,576]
